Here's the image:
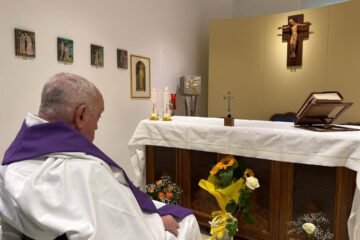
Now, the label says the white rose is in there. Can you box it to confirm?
[245,176,260,190]
[302,222,316,235]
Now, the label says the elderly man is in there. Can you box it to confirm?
[0,73,201,239]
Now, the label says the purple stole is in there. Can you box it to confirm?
[3,120,191,219]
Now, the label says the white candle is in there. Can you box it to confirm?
[151,88,157,104]
[163,87,169,114]
[151,88,157,114]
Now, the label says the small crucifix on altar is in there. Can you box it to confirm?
[223,91,234,126]
[278,14,311,67]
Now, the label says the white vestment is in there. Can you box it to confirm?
[0,113,201,240]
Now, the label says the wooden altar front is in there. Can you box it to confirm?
[128,117,360,239]
[145,146,356,240]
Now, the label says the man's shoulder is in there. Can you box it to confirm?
[3,153,112,174]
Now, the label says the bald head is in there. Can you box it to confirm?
[38,73,104,141]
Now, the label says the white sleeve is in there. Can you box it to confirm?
[4,158,165,240]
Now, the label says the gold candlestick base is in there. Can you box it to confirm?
[150,113,159,121]
[162,113,172,121]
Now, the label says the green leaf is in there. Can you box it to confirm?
[226,222,238,237]
[242,210,254,224]
[218,169,234,188]
[225,199,237,213]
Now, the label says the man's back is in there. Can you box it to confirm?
[0,151,165,239]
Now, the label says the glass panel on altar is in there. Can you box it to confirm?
[153,147,177,181]
[189,151,219,214]
[189,152,272,238]
[292,164,336,233]
[237,157,271,235]
[146,145,355,240]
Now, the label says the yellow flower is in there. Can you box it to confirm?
[221,155,236,166]
[210,163,223,175]
[210,156,237,175]
[244,168,255,178]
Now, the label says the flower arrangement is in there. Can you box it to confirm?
[146,175,182,205]
[199,155,260,239]
[288,212,334,240]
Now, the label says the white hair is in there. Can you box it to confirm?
[38,73,100,123]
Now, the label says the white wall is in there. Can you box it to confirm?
[0,0,232,182]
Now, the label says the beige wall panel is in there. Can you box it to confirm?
[326,0,360,123]
[209,1,360,124]
[262,8,329,120]
[208,18,266,119]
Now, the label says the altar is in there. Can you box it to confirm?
[128,116,360,239]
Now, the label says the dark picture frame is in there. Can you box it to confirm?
[91,44,104,67]
[57,37,73,63]
[15,28,36,58]
[117,49,128,69]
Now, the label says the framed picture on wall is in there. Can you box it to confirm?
[57,37,73,63]
[15,28,36,58]
[90,44,104,67]
[117,49,128,69]
[130,55,151,98]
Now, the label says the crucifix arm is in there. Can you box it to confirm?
[298,22,311,26]
[278,25,290,30]
[297,22,312,32]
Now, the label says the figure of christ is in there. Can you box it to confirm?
[25,34,34,56]
[64,45,71,62]
[278,18,311,59]
[19,33,26,55]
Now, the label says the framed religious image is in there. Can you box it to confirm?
[15,28,35,58]
[90,44,104,67]
[130,55,151,98]
[57,37,73,63]
[117,49,128,69]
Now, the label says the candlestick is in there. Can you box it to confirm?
[150,88,158,120]
[163,87,171,121]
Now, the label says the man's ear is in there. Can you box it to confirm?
[73,104,87,130]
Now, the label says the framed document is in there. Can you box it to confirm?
[130,55,151,98]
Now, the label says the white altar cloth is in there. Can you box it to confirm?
[128,116,360,185]
[128,116,360,239]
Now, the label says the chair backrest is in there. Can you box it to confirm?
[270,112,297,122]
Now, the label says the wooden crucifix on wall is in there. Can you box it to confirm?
[278,14,311,67]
